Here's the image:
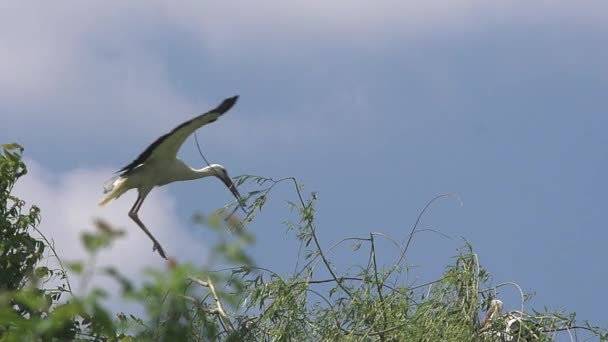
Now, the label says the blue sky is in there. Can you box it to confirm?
[1,1,606,334]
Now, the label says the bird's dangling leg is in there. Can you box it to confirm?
[129,193,168,259]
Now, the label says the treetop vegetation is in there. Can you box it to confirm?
[0,143,605,341]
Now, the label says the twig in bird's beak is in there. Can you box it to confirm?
[220,176,247,214]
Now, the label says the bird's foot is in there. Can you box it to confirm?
[152,243,168,259]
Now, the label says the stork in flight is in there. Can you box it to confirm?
[98,95,244,259]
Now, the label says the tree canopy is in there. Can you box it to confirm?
[0,143,605,341]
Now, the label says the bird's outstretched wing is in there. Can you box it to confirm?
[118,96,238,175]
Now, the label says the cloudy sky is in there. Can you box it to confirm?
[2,0,607,332]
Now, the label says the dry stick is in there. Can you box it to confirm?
[180,294,230,335]
[189,276,234,333]
[185,291,213,323]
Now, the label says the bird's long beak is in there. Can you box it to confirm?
[220,176,247,214]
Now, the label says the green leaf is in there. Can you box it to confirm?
[2,143,23,151]
[66,261,84,274]
[34,266,50,279]
[103,267,133,293]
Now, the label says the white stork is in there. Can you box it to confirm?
[98,95,244,259]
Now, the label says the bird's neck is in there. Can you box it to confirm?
[187,165,219,180]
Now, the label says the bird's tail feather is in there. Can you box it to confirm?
[98,177,128,206]
[103,175,121,193]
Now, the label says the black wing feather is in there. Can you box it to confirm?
[118,95,238,175]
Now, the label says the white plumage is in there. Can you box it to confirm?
[99,96,244,259]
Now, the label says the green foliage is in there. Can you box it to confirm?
[0,143,44,291]
[0,145,606,341]
[0,143,80,341]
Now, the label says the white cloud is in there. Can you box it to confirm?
[13,159,212,312]
[0,2,199,142]
[3,0,604,105]
[1,1,606,152]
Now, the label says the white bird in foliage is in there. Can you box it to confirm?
[98,96,245,259]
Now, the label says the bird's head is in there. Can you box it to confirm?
[207,164,246,212]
